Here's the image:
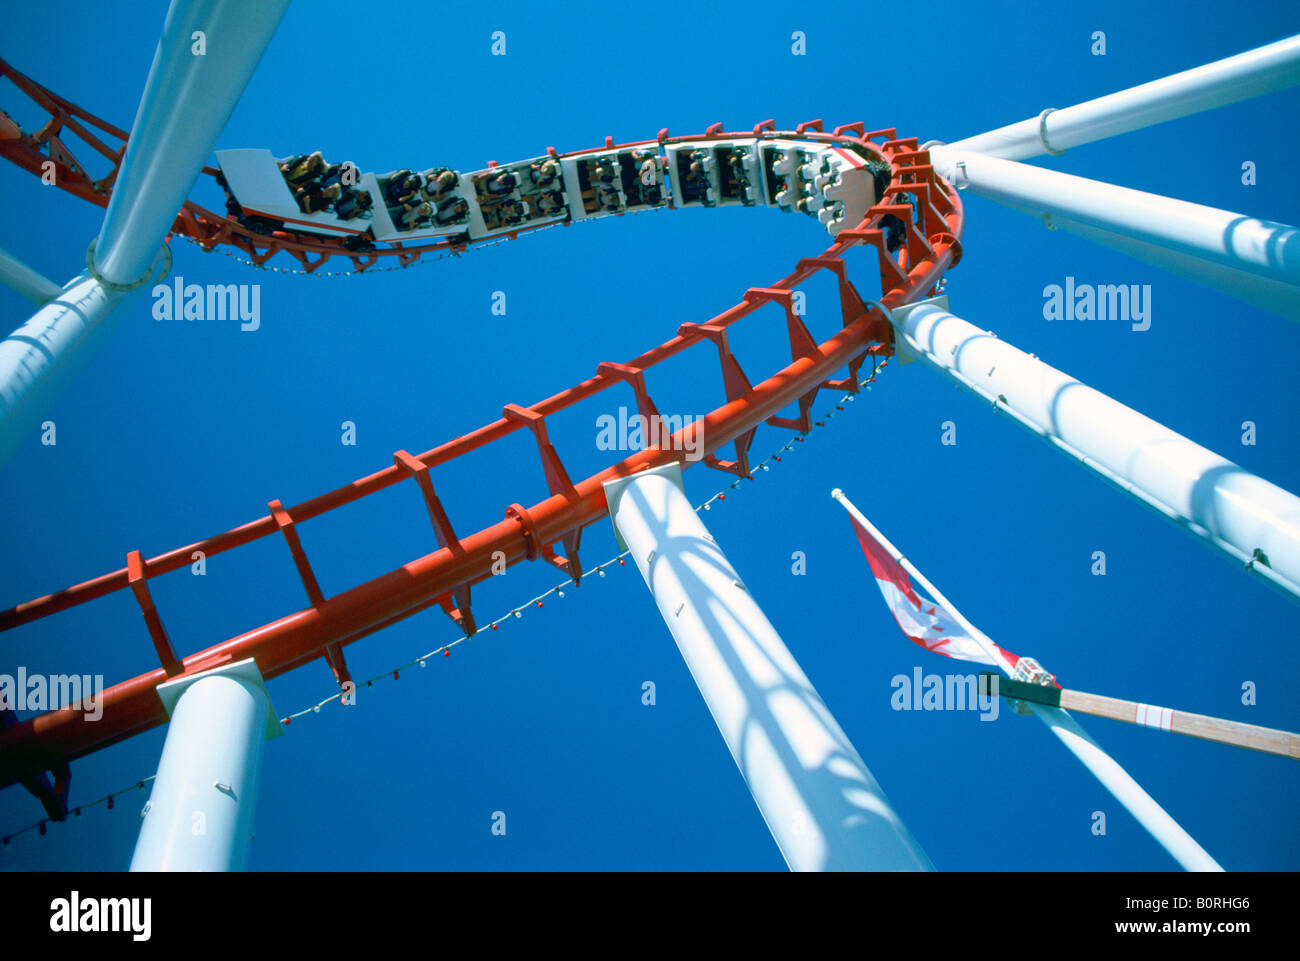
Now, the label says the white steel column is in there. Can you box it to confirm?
[931,150,1300,322]
[0,0,288,468]
[130,659,280,872]
[890,297,1300,605]
[0,247,62,305]
[94,0,291,284]
[831,491,1223,872]
[941,35,1300,160]
[605,463,933,871]
[0,271,135,466]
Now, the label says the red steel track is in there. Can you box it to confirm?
[0,63,964,815]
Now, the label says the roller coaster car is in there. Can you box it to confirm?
[760,139,876,237]
[370,168,472,242]
[519,159,568,219]
[677,141,766,209]
[560,149,666,221]
[762,143,808,209]
[465,157,569,238]
[665,144,718,208]
[718,144,763,206]
[215,149,373,240]
[562,152,625,218]
[623,149,668,208]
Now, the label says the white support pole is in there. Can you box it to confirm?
[831,491,1223,872]
[0,247,63,305]
[0,271,136,466]
[940,35,1300,160]
[931,150,1300,322]
[1031,710,1222,872]
[605,463,933,872]
[890,297,1300,606]
[94,0,291,285]
[130,659,280,872]
[0,0,289,469]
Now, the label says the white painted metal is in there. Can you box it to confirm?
[890,298,1300,605]
[95,0,291,285]
[0,270,133,467]
[606,463,933,871]
[130,659,280,872]
[831,490,1223,872]
[932,150,1300,322]
[0,0,287,468]
[941,35,1300,160]
[0,247,62,305]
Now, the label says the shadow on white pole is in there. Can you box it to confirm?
[606,463,933,871]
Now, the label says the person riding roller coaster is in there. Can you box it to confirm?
[388,172,424,207]
[280,151,324,187]
[435,196,469,226]
[334,188,372,222]
[485,171,518,196]
[499,198,528,225]
[401,201,434,231]
[422,168,459,202]
[727,148,749,186]
[597,183,620,211]
[269,151,366,217]
[481,196,527,230]
[685,151,713,207]
[295,180,341,214]
[318,161,361,192]
[534,189,563,216]
[727,147,757,205]
[530,158,561,187]
[634,151,661,204]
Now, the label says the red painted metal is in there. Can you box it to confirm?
[126,551,182,677]
[0,65,964,797]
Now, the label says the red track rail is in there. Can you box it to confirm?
[1,66,964,813]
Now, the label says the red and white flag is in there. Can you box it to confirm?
[845,509,1021,669]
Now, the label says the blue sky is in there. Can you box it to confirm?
[1,0,1298,871]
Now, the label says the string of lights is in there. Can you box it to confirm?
[1,358,887,849]
[177,204,668,277]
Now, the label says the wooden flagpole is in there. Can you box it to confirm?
[984,675,1300,760]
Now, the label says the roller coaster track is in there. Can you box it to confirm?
[0,61,963,819]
